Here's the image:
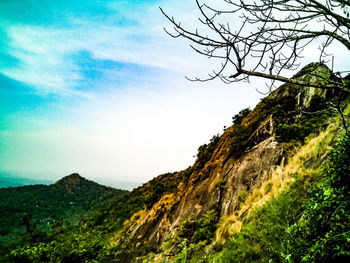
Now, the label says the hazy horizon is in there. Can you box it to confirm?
[0,171,141,190]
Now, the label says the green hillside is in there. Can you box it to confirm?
[0,173,128,260]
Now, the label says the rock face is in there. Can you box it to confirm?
[127,135,284,245]
[122,62,336,249]
[220,137,283,216]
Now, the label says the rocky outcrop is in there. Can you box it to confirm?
[126,135,283,246]
[220,137,283,216]
[121,63,337,250]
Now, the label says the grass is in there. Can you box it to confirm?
[215,122,339,244]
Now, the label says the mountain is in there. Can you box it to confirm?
[4,63,350,262]
[0,173,128,258]
[113,63,347,259]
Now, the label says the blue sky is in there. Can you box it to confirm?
[1,0,347,188]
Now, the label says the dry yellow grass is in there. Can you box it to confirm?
[216,123,338,243]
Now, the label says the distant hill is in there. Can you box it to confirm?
[0,173,128,257]
[0,174,53,188]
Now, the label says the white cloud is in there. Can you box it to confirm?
[0,1,210,96]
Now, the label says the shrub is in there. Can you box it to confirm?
[229,125,252,156]
[207,174,309,263]
[238,190,249,205]
[287,132,350,262]
[276,95,333,143]
[232,108,251,125]
[196,134,220,171]
[193,210,217,243]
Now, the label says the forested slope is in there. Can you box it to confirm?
[0,173,128,260]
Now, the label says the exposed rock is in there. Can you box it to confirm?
[127,137,283,246]
[121,62,337,251]
[220,137,283,216]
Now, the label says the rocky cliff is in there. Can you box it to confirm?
[114,63,341,259]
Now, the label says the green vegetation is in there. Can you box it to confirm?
[228,94,336,157]
[228,107,255,157]
[288,132,350,262]
[164,210,219,263]
[208,174,309,263]
[229,125,252,157]
[196,134,220,170]
[275,95,335,143]
[193,210,217,243]
[169,210,218,246]
[232,108,251,125]
[141,168,192,209]
[237,190,249,206]
[0,174,128,262]
[4,168,193,262]
[5,106,349,263]
[6,99,348,263]
[2,74,349,262]
[170,130,350,263]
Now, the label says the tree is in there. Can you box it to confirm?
[160,0,350,92]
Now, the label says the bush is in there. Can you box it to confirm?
[229,125,252,156]
[276,95,333,143]
[287,132,350,262]
[238,190,249,205]
[232,108,251,125]
[193,210,217,243]
[196,135,220,170]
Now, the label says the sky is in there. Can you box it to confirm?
[0,0,348,189]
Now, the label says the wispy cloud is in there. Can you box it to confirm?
[0,0,203,97]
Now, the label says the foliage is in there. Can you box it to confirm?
[3,82,349,262]
[229,125,252,157]
[174,241,188,263]
[199,131,350,263]
[275,95,335,143]
[196,134,220,170]
[215,178,226,191]
[232,108,251,125]
[4,167,193,262]
[207,174,308,263]
[175,210,218,244]
[193,210,217,243]
[237,190,249,205]
[227,92,337,161]
[287,132,350,262]
[169,210,218,262]
[0,174,127,259]
[9,229,111,263]
[140,167,192,209]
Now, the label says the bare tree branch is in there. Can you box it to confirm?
[160,0,350,93]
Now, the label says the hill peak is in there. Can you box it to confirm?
[54,173,91,193]
[56,173,85,183]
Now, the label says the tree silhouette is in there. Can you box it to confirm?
[161,0,350,128]
[160,0,349,90]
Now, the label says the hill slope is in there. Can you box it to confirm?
[115,63,334,238]
[0,173,128,258]
[5,63,350,262]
